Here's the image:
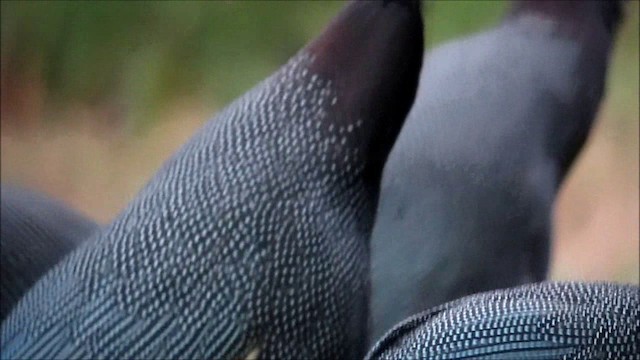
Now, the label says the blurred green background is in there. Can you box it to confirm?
[1,1,638,283]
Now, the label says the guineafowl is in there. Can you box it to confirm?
[366,282,639,359]
[1,1,424,359]
[369,0,624,343]
[0,184,98,321]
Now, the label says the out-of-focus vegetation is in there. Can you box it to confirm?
[1,1,512,130]
[1,1,343,130]
[1,1,638,283]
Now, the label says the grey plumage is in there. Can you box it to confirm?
[0,1,423,359]
[0,185,98,321]
[369,0,623,343]
[366,282,640,360]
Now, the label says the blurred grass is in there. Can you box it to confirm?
[1,1,638,283]
[1,1,343,130]
[0,1,514,130]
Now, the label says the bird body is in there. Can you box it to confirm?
[369,0,623,343]
[1,1,424,359]
[0,185,98,321]
[366,282,640,360]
